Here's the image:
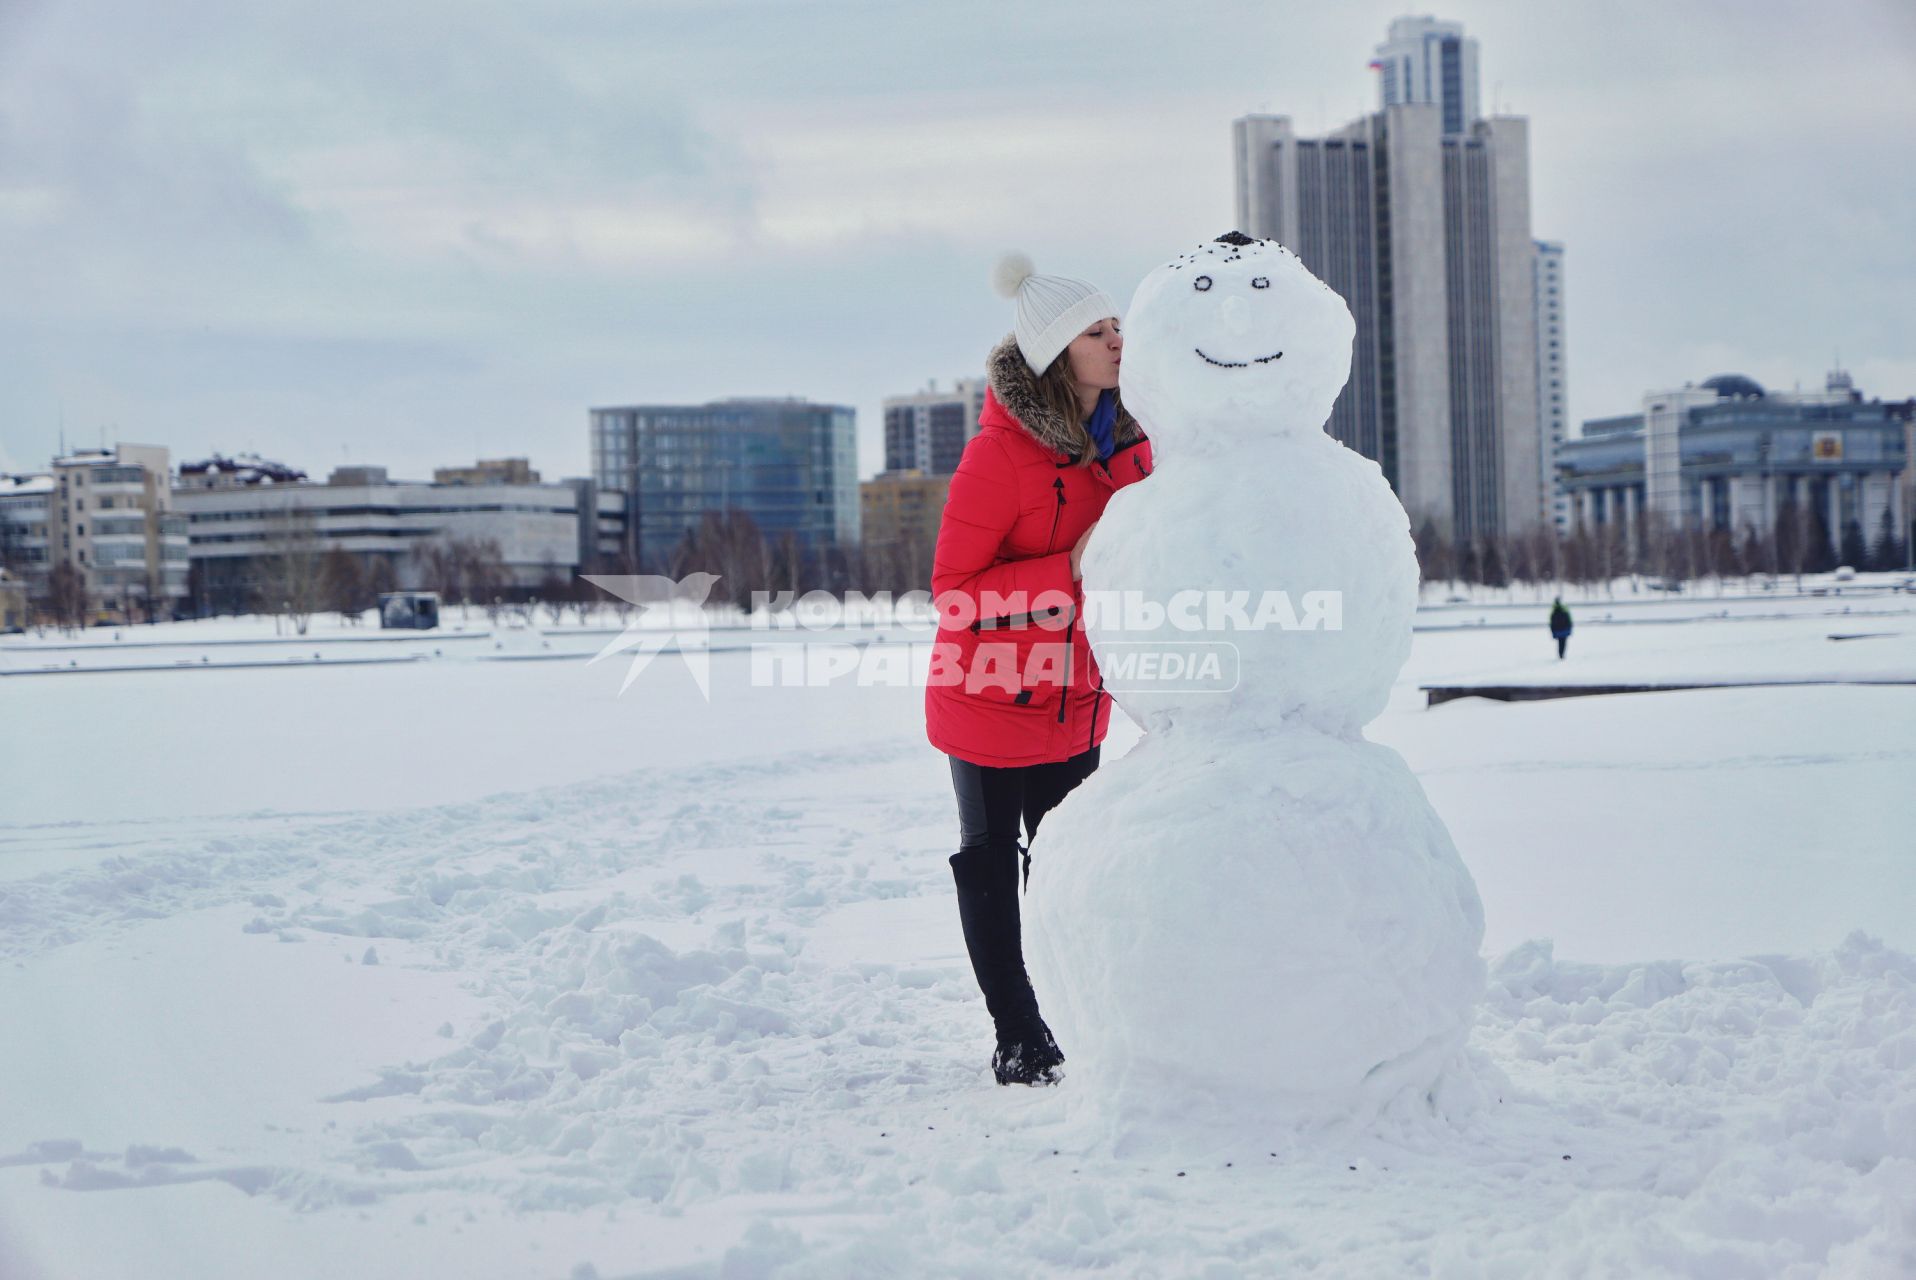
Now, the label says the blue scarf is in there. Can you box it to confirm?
[1085,389,1118,462]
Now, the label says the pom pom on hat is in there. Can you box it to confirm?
[992,251,1036,299]
[992,252,1119,375]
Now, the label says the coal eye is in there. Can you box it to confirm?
[1193,276,1213,292]
[1252,277,1270,289]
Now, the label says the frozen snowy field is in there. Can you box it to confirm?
[2,593,1914,1277]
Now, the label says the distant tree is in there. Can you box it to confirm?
[1507,525,1552,591]
[413,536,507,620]
[1412,518,1448,587]
[1594,522,1622,594]
[537,561,570,625]
[1773,499,1805,586]
[1739,525,1761,582]
[1450,537,1471,586]
[592,547,641,624]
[47,561,87,632]
[1802,509,1837,575]
[1479,536,1508,589]
[262,504,325,636]
[366,554,398,600]
[1867,506,1906,572]
[319,548,367,625]
[1839,518,1868,572]
[413,540,454,600]
[818,540,856,596]
[461,539,509,622]
[1621,509,1648,581]
[670,512,768,611]
[1703,526,1737,589]
[768,531,805,598]
[185,560,207,619]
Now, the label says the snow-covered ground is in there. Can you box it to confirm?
[2,598,1913,1277]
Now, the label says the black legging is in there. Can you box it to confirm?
[949,746,1100,881]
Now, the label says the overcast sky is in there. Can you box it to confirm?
[3,0,1913,484]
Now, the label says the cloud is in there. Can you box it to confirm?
[0,0,1911,489]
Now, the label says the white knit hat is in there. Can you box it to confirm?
[992,252,1120,375]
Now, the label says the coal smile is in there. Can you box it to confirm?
[1194,347,1284,368]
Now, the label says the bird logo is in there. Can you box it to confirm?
[581,572,722,699]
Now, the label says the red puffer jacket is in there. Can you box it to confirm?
[926,334,1154,767]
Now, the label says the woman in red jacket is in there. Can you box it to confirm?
[926,255,1154,1085]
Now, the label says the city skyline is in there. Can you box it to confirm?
[2,1,1912,486]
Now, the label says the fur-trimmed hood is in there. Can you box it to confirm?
[985,333,1144,460]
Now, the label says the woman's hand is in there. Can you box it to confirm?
[1069,521,1098,581]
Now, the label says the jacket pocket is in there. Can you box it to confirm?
[937,617,1072,709]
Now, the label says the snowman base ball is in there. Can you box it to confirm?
[1024,725,1486,1127]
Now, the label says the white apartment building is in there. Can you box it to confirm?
[1534,241,1569,532]
[46,444,190,621]
[0,473,55,599]
[883,379,988,476]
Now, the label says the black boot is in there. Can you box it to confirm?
[949,841,1065,1086]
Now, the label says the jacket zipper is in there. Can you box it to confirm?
[1087,678,1104,753]
[1057,606,1072,724]
[1048,477,1069,724]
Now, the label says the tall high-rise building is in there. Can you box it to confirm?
[883,379,987,475]
[1370,16,1480,136]
[590,398,859,570]
[1534,241,1569,532]
[1234,18,1550,540]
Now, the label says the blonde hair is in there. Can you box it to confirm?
[1035,350,1100,469]
[1035,347,1137,468]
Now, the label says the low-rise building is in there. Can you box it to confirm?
[861,469,949,553]
[48,445,190,622]
[434,457,541,486]
[1559,371,1912,562]
[0,567,26,632]
[174,469,626,613]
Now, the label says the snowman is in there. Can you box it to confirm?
[1022,232,1486,1129]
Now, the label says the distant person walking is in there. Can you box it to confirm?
[1549,598,1573,659]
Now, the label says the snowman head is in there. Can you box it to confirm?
[1121,232,1355,450]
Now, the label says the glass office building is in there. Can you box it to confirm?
[590,398,859,570]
